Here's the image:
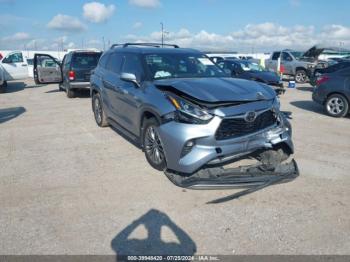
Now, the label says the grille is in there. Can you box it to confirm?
[215,110,277,140]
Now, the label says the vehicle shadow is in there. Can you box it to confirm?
[110,124,142,149]
[74,89,90,98]
[1,81,47,93]
[111,209,196,257]
[296,86,314,92]
[0,106,26,124]
[290,100,325,115]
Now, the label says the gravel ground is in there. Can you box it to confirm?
[0,79,349,255]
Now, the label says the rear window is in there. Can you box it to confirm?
[71,53,102,68]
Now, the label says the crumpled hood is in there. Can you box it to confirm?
[154,77,275,103]
[248,71,280,83]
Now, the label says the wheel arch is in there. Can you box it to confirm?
[139,109,162,147]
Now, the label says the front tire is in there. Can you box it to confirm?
[143,118,167,171]
[295,69,308,83]
[92,92,108,127]
[325,94,349,118]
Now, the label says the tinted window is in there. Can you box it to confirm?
[338,67,350,76]
[71,53,101,68]
[3,52,23,63]
[106,52,123,73]
[122,54,144,80]
[326,62,350,73]
[272,52,280,60]
[282,52,292,61]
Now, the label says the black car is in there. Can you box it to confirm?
[309,61,350,86]
[312,67,350,117]
[34,50,102,98]
[217,59,284,94]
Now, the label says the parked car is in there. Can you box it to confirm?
[33,50,102,98]
[310,61,350,86]
[265,46,327,83]
[0,51,29,91]
[217,59,284,94]
[312,67,350,117]
[33,43,297,185]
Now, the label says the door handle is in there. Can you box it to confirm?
[22,64,27,66]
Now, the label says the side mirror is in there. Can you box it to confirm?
[121,72,140,88]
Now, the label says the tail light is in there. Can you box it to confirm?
[316,75,330,86]
[68,70,75,81]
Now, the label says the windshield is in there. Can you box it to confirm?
[72,53,102,68]
[239,61,265,72]
[290,51,303,59]
[143,53,227,80]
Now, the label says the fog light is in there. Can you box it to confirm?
[181,140,195,158]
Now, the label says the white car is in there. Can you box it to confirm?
[0,51,29,91]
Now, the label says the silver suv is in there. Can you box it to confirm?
[90,43,298,188]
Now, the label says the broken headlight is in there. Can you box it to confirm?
[166,94,213,124]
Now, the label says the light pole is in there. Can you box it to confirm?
[160,22,164,47]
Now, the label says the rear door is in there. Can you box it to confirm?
[70,52,102,82]
[281,52,294,75]
[34,54,62,84]
[266,52,280,72]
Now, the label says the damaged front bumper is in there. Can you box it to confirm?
[158,113,294,174]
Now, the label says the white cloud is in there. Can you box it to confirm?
[129,0,160,8]
[133,22,143,29]
[83,2,115,23]
[123,23,350,51]
[2,32,31,41]
[47,14,87,32]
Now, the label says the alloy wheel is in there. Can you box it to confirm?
[144,126,165,165]
[94,97,102,124]
[327,97,345,115]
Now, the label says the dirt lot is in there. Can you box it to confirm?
[0,79,349,255]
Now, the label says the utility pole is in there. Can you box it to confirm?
[160,22,164,47]
[102,36,105,51]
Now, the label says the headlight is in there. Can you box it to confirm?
[166,94,213,124]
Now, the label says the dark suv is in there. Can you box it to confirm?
[34,50,102,97]
[87,43,297,178]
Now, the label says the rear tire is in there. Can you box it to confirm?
[142,118,167,171]
[325,94,349,118]
[92,92,108,127]
[295,69,308,83]
[66,87,75,98]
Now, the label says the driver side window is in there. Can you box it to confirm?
[282,52,293,62]
[3,52,23,63]
[121,54,144,82]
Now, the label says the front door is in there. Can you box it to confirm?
[33,54,62,84]
[1,52,28,80]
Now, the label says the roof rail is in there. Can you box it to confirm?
[110,43,179,49]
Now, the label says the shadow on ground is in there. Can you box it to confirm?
[0,107,26,124]
[111,209,196,256]
[296,86,314,92]
[1,81,47,93]
[290,100,325,115]
[45,88,90,97]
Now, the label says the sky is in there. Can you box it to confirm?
[0,0,350,52]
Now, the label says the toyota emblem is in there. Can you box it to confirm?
[245,111,257,122]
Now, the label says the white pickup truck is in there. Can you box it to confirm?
[0,51,30,92]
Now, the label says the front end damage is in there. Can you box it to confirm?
[157,97,299,200]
